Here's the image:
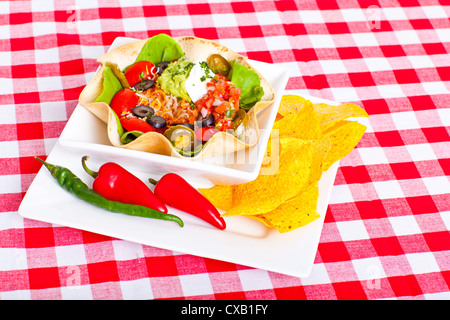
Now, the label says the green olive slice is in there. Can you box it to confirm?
[207,54,231,77]
[231,109,249,130]
[164,125,196,152]
[230,109,249,141]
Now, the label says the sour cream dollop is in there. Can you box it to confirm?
[185,61,213,103]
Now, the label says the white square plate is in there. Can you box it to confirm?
[19,37,340,277]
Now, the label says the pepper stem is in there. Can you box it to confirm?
[81,156,99,179]
[148,178,159,185]
[35,156,54,172]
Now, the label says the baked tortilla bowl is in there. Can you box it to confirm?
[79,36,275,160]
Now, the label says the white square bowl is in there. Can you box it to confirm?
[58,37,290,185]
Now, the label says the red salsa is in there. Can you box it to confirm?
[194,74,241,131]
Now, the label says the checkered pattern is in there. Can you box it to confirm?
[1,0,449,300]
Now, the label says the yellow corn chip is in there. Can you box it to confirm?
[260,182,320,233]
[247,214,274,228]
[223,138,316,217]
[272,100,322,140]
[198,184,234,211]
[199,95,368,233]
[277,95,311,116]
[322,120,367,171]
[310,137,332,182]
[313,102,368,132]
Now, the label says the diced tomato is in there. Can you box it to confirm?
[205,97,214,109]
[214,101,229,114]
[120,117,156,133]
[195,126,220,142]
[229,87,241,106]
[215,119,233,132]
[110,88,139,118]
[124,61,157,87]
[194,75,241,132]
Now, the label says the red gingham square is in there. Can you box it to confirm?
[423,231,450,252]
[407,195,439,215]
[145,256,179,277]
[24,227,55,248]
[142,5,166,17]
[422,126,450,143]
[422,42,447,55]
[388,275,423,297]
[380,45,407,57]
[230,1,254,13]
[340,165,372,184]
[87,261,120,284]
[390,162,421,180]
[356,200,388,219]
[438,159,450,176]
[371,236,405,256]
[13,91,40,105]
[394,69,421,84]
[318,242,351,263]
[214,291,246,299]
[333,281,368,299]
[18,156,42,174]
[28,267,61,289]
[362,98,391,115]
[374,131,405,147]
[11,64,37,78]
[10,37,35,51]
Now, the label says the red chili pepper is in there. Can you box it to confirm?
[82,156,168,213]
[149,173,226,230]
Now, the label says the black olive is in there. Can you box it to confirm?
[133,79,155,91]
[195,113,215,128]
[132,105,154,118]
[156,61,170,75]
[147,115,166,129]
[171,122,195,131]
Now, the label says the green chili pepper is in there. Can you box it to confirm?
[35,157,184,227]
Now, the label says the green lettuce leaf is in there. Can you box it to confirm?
[228,60,264,111]
[136,33,184,65]
[95,67,123,105]
[121,130,143,144]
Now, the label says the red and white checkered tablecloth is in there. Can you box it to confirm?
[1,0,449,300]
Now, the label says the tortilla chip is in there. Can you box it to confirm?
[199,95,369,233]
[78,36,275,160]
[322,120,367,171]
[247,214,274,228]
[313,102,368,132]
[198,184,233,211]
[222,138,316,217]
[272,100,322,140]
[260,182,320,233]
[310,137,332,182]
[277,95,311,117]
